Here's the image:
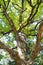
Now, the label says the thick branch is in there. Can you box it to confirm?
[0,41,26,65]
[27,21,43,65]
[3,5,19,41]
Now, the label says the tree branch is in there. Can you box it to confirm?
[6,0,10,9]
[12,3,20,11]
[0,41,26,65]
[2,3,19,41]
[40,45,43,51]
[27,21,43,65]
[3,0,6,6]
[12,2,22,9]
[19,0,24,23]
[0,30,13,35]
[26,0,34,7]
[18,0,42,32]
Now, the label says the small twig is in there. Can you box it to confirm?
[6,0,10,9]
[27,0,34,7]
[3,0,6,6]
[35,21,41,30]
[12,2,21,9]
[19,0,24,23]
[12,3,20,11]
[0,29,13,35]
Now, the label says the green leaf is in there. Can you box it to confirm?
[0,54,3,60]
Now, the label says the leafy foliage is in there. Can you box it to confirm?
[0,0,43,65]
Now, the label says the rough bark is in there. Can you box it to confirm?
[0,41,26,65]
[27,22,43,65]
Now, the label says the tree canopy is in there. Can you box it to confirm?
[0,0,43,65]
